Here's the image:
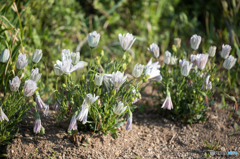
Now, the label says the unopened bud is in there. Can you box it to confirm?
[130,97,135,102]
[127,55,132,63]
[122,54,127,60]
[81,75,85,81]
[172,45,177,52]
[95,56,101,65]
[111,89,116,95]
[122,63,127,70]
[100,50,104,57]
[62,84,66,88]
[32,102,37,107]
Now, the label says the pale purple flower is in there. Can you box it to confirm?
[68,115,78,130]
[179,59,186,68]
[88,31,100,47]
[148,43,159,58]
[0,108,9,122]
[94,74,103,86]
[126,117,132,130]
[197,54,209,70]
[190,34,201,50]
[202,75,212,90]
[30,68,42,82]
[190,54,200,68]
[161,95,173,110]
[220,44,231,59]
[43,105,50,117]
[119,33,136,51]
[23,80,37,97]
[35,95,46,110]
[144,58,162,81]
[53,100,61,110]
[223,55,237,70]
[16,53,28,70]
[33,118,41,134]
[9,76,21,92]
[111,71,127,89]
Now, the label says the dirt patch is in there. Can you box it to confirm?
[3,86,240,159]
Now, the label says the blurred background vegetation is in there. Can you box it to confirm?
[0,0,240,98]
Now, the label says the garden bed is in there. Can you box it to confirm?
[4,87,240,159]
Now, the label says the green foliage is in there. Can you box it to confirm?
[203,140,220,151]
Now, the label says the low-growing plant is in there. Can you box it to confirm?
[53,31,162,138]
[152,35,237,124]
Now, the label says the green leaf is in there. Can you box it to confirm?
[110,132,118,139]
[203,140,211,149]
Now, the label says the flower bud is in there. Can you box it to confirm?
[163,51,171,64]
[94,74,103,86]
[147,43,159,58]
[100,50,104,57]
[127,55,132,63]
[9,76,21,92]
[172,45,177,52]
[16,53,28,70]
[30,68,42,82]
[95,56,101,65]
[32,49,42,63]
[81,75,85,82]
[190,34,201,50]
[23,80,37,97]
[122,54,127,60]
[132,63,144,78]
[111,89,116,96]
[130,97,135,102]
[174,38,181,48]
[62,84,66,88]
[33,118,41,134]
[71,52,80,65]
[220,44,231,59]
[88,31,100,47]
[208,46,216,57]
[223,55,237,70]
[0,49,10,63]
[122,63,127,71]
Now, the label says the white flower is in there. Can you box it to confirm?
[0,49,10,63]
[132,63,144,78]
[113,102,127,115]
[118,33,136,51]
[32,49,42,63]
[180,60,192,76]
[94,74,103,86]
[9,76,21,92]
[68,115,78,130]
[197,54,209,70]
[145,58,162,81]
[54,59,85,75]
[71,52,80,65]
[179,59,186,68]
[30,68,42,82]
[33,118,41,134]
[170,56,177,65]
[85,93,99,105]
[61,49,71,61]
[111,71,127,89]
[35,94,46,110]
[220,44,231,59]
[147,43,159,58]
[16,53,28,70]
[161,94,173,110]
[76,103,89,124]
[23,80,37,97]
[208,46,216,57]
[88,31,100,47]
[223,55,237,70]
[0,108,9,122]
[190,34,201,50]
[163,51,171,64]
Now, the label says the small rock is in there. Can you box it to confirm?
[11,150,14,153]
